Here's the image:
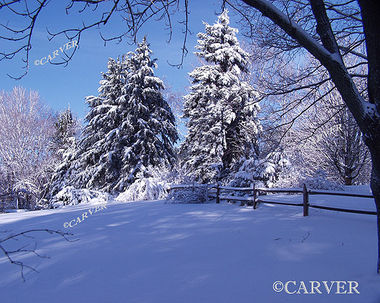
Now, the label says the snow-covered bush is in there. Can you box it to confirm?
[230,151,290,188]
[115,171,169,202]
[166,185,210,204]
[298,170,343,190]
[273,165,303,188]
[115,165,191,202]
[50,186,109,208]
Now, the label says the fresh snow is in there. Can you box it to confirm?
[1,193,379,302]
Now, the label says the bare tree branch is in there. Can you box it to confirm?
[0,228,77,281]
[0,0,191,78]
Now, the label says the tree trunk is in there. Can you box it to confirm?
[344,177,353,186]
[357,0,380,274]
[242,0,380,273]
[368,150,380,273]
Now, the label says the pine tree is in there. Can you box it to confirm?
[182,10,260,183]
[46,107,79,199]
[54,38,178,195]
[53,107,79,159]
[72,56,129,192]
[115,37,178,189]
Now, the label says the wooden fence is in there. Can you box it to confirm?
[168,183,377,216]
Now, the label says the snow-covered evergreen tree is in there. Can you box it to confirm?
[116,37,178,189]
[51,38,178,198]
[181,10,260,183]
[52,107,79,159]
[71,56,128,192]
[45,108,80,201]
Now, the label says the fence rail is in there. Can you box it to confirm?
[168,183,377,217]
[308,190,373,199]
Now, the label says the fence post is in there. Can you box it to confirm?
[253,183,258,209]
[205,184,209,202]
[303,184,309,216]
[216,182,220,204]
[192,181,195,192]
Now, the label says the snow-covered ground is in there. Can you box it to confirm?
[0,192,379,303]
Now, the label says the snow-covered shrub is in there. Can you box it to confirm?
[115,165,190,202]
[230,151,290,188]
[166,185,210,204]
[273,165,303,188]
[50,186,109,208]
[299,170,343,190]
[115,173,168,202]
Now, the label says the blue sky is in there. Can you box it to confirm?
[0,1,245,121]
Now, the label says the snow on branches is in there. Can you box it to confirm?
[48,38,178,202]
[181,10,260,183]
